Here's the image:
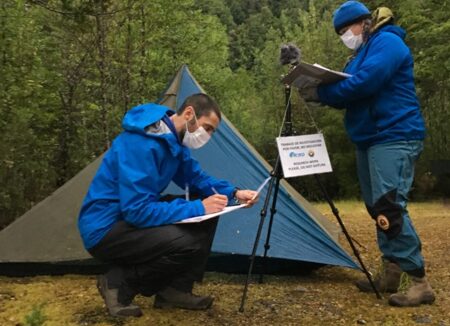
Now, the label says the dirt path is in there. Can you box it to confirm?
[0,201,449,325]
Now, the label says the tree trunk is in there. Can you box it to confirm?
[95,0,110,150]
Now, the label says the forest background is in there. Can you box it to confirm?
[1,0,449,228]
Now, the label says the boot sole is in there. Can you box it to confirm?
[154,298,214,310]
[112,307,143,317]
[388,294,436,307]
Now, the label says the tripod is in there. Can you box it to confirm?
[239,84,381,313]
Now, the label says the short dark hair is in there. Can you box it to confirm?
[177,93,221,121]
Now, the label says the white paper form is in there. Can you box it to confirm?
[177,177,271,224]
[176,204,247,224]
[252,176,271,199]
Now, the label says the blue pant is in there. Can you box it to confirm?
[356,140,424,274]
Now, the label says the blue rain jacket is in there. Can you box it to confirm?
[78,103,236,249]
[317,25,425,149]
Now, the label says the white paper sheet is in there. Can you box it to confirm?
[176,204,247,224]
[176,176,271,224]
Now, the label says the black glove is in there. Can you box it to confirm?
[298,86,319,102]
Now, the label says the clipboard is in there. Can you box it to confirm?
[177,177,271,224]
[282,62,351,88]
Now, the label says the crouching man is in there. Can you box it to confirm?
[78,94,258,317]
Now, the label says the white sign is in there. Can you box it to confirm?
[276,134,332,178]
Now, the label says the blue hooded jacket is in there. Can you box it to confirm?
[317,25,425,149]
[78,103,236,249]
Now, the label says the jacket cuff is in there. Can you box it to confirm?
[192,199,205,216]
[224,186,238,201]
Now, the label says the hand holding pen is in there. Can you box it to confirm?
[214,186,259,208]
[202,187,228,214]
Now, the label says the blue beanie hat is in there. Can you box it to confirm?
[333,1,371,34]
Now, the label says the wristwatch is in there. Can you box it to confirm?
[232,188,241,204]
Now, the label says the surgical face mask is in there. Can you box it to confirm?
[340,28,363,50]
[182,113,211,149]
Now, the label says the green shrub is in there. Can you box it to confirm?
[24,304,46,326]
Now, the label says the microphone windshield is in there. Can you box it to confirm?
[279,43,301,66]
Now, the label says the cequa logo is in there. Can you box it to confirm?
[289,152,305,158]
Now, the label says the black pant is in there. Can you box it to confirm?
[89,216,218,301]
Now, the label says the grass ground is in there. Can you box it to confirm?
[0,201,449,325]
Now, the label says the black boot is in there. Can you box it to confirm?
[154,287,214,310]
[96,275,142,317]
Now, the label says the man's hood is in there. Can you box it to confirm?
[122,103,173,134]
[122,103,183,156]
[379,25,406,40]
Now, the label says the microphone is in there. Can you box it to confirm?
[279,43,301,66]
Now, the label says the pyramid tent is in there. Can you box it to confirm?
[0,65,358,275]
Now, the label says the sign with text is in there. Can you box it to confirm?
[276,134,332,178]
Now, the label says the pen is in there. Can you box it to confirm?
[211,187,219,195]
[185,183,190,201]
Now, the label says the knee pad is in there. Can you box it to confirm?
[365,189,403,239]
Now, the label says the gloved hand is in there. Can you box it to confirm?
[298,86,319,102]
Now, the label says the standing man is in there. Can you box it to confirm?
[299,1,435,307]
[78,93,258,317]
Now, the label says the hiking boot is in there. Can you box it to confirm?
[355,260,401,293]
[388,274,435,307]
[96,275,143,317]
[154,287,214,310]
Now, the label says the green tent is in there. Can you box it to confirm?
[0,65,357,275]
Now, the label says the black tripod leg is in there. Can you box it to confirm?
[259,176,281,283]
[313,174,383,299]
[239,175,277,312]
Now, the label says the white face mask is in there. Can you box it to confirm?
[182,113,211,149]
[340,28,363,50]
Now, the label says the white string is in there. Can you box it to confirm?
[278,88,292,137]
[303,100,322,133]
[279,88,323,136]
